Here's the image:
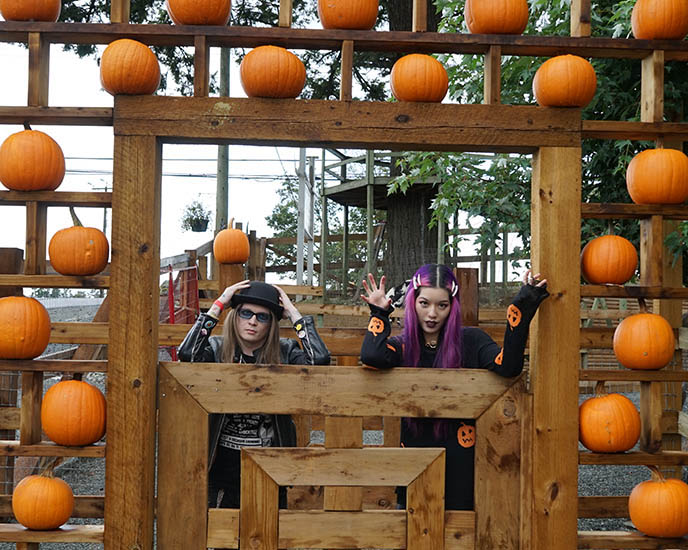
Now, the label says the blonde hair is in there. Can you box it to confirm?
[220,307,281,364]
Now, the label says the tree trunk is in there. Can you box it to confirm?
[382,0,440,32]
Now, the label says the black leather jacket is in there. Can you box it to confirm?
[177,312,330,468]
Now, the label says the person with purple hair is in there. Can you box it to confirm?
[360,264,549,510]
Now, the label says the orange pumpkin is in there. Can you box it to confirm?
[613,313,675,370]
[629,466,688,537]
[0,129,65,191]
[12,474,74,530]
[0,296,51,360]
[464,0,528,34]
[390,54,448,103]
[579,381,640,452]
[165,0,231,25]
[0,0,60,21]
[532,54,597,108]
[240,45,306,99]
[49,208,109,276]
[626,148,688,205]
[213,223,250,264]
[100,39,161,96]
[41,380,106,446]
[580,235,638,284]
[631,0,688,40]
[318,0,378,29]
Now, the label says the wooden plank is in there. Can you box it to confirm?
[412,0,427,32]
[324,416,363,511]
[244,447,444,486]
[640,216,664,287]
[0,407,20,430]
[110,0,130,23]
[0,190,112,207]
[579,369,688,382]
[27,32,50,107]
[641,50,664,123]
[530,147,581,549]
[340,40,354,101]
[19,372,42,445]
[240,452,279,550]
[570,0,591,37]
[519,392,533,549]
[0,495,103,518]
[483,45,501,105]
[105,134,161,550]
[0,107,113,126]
[456,267,479,326]
[0,441,104,457]
[577,531,688,549]
[162,362,516,418]
[578,496,628,518]
[25,201,47,275]
[582,120,688,140]
[581,285,688,299]
[640,381,662,453]
[0,524,104,543]
[193,34,209,97]
[113,97,581,153]
[0,359,107,372]
[278,0,292,28]
[579,450,688,465]
[406,452,445,550]
[0,274,109,288]
[157,364,208,550]
[581,202,688,220]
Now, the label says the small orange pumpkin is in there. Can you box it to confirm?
[390,54,448,103]
[464,0,528,34]
[0,0,60,21]
[0,129,65,191]
[629,466,688,537]
[165,0,231,25]
[49,207,109,276]
[318,0,378,29]
[457,423,476,448]
[213,220,250,264]
[41,380,106,446]
[12,474,74,530]
[613,312,675,370]
[240,45,306,99]
[626,148,688,205]
[579,381,640,453]
[100,39,161,96]
[533,55,597,108]
[580,235,638,285]
[631,0,688,40]
[0,296,51,359]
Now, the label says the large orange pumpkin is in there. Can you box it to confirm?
[464,0,528,34]
[0,0,60,21]
[41,380,106,446]
[631,0,688,40]
[532,54,597,108]
[318,0,378,29]
[580,235,638,284]
[100,39,161,96]
[12,474,74,530]
[213,223,250,264]
[613,312,675,370]
[165,0,231,25]
[626,148,688,205]
[579,381,640,452]
[240,45,306,99]
[0,296,51,360]
[390,54,448,103]
[0,130,65,191]
[49,208,109,276]
[629,466,688,538]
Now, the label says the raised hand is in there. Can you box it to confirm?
[361,273,392,309]
[523,269,547,288]
[274,284,301,323]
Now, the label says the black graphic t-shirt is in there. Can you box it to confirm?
[218,414,275,450]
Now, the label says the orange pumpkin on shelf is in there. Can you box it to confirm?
[532,54,597,108]
[240,45,306,99]
[213,220,250,264]
[613,312,675,370]
[579,381,640,453]
[629,466,688,538]
[165,0,231,25]
[390,54,448,103]
[12,473,74,530]
[631,0,688,40]
[0,0,61,21]
[41,379,106,446]
[464,0,528,34]
[580,235,638,285]
[100,39,161,96]
[317,0,378,29]
[49,207,109,276]
[626,148,688,205]
[0,129,65,191]
[0,296,51,360]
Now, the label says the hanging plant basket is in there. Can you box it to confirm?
[190,219,209,232]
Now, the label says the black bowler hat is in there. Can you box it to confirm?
[230,281,284,319]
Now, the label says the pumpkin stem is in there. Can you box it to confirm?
[607,220,614,235]
[23,122,32,131]
[647,465,666,482]
[37,456,64,478]
[228,217,234,229]
[69,206,84,228]
[637,297,648,313]
[594,380,606,397]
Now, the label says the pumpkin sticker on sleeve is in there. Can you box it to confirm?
[494,349,504,365]
[457,423,476,448]
[506,304,522,329]
[367,317,384,336]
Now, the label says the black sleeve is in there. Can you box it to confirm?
[177,313,219,362]
[360,304,403,369]
[282,316,331,365]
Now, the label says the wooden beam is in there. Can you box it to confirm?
[240,452,280,550]
[340,40,354,101]
[0,525,104,543]
[0,441,104,457]
[412,0,427,32]
[577,531,688,548]
[0,107,113,126]
[324,416,363,511]
[0,190,112,207]
[581,202,688,220]
[0,495,104,518]
[579,450,688,465]
[27,32,50,107]
[640,381,662,453]
[193,34,209,97]
[483,45,501,105]
[25,201,47,275]
[406,452,444,550]
[0,275,109,288]
[570,0,591,37]
[641,50,664,123]
[110,0,130,23]
[579,369,688,382]
[278,0,292,28]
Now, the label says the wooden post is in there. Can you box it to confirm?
[455,267,479,326]
[279,0,293,27]
[25,202,47,275]
[483,46,501,105]
[366,150,374,275]
[641,50,664,124]
[640,381,662,453]
[28,32,50,107]
[412,0,427,32]
[194,35,210,97]
[110,0,130,23]
[105,133,162,550]
[340,40,354,102]
[323,415,363,511]
[570,0,591,37]
[529,146,581,549]
[320,150,329,300]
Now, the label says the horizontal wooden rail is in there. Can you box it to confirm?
[0,190,112,206]
[0,407,20,430]
[0,524,104,543]
[578,496,628,519]
[581,202,688,220]
[0,441,104,457]
[0,275,110,289]
[579,369,688,382]
[579,451,688,466]
[0,359,107,372]
[577,531,688,549]
[0,495,104,518]
[582,120,688,140]
[581,285,688,299]
[0,106,113,126]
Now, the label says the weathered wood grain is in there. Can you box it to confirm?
[579,450,688,466]
[240,452,279,550]
[407,452,445,550]
[0,524,104,543]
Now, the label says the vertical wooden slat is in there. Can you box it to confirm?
[25,202,47,275]
[454,267,479,326]
[530,146,581,549]
[110,0,130,23]
[640,381,662,453]
[28,32,50,107]
[340,40,354,102]
[483,46,501,105]
[194,35,210,97]
[640,215,663,286]
[641,50,664,124]
[105,133,161,550]
[406,452,445,550]
[519,393,534,550]
[240,452,279,550]
[324,416,363,511]
[412,0,427,32]
[157,365,208,550]
[19,372,42,445]
[279,0,293,28]
[570,0,591,37]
